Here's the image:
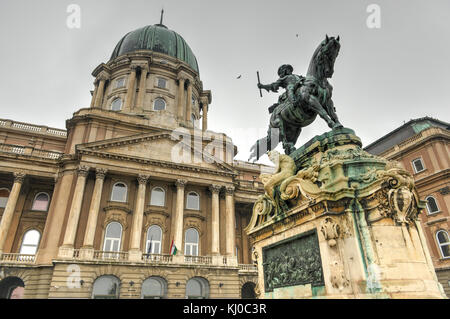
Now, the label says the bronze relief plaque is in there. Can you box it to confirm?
[262,229,324,292]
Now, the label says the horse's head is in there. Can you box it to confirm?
[307,35,341,79]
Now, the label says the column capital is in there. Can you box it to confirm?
[96,71,110,82]
[137,174,150,185]
[77,165,90,177]
[225,185,235,195]
[13,172,26,184]
[175,179,187,188]
[95,168,108,180]
[130,64,140,71]
[209,184,222,194]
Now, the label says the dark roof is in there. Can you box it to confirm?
[364,117,449,155]
[110,24,199,73]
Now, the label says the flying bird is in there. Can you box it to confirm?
[236,75,242,79]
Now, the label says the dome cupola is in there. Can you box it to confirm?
[110,23,199,73]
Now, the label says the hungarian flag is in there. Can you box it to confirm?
[169,239,177,255]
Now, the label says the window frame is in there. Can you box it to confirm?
[184,228,199,256]
[153,97,166,111]
[141,276,167,299]
[186,191,200,210]
[150,187,166,207]
[411,157,425,174]
[19,229,41,255]
[111,97,123,111]
[110,182,128,202]
[425,196,440,215]
[92,275,121,299]
[146,225,162,255]
[185,277,209,299]
[31,192,50,211]
[103,222,123,253]
[156,77,167,89]
[115,77,126,89]
[436,230,450,259]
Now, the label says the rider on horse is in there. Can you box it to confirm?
[258,64,305,114]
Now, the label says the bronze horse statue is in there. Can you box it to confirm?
[249,35,343,161]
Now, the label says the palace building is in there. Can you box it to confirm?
[365,117,450,297]
[0,22,266,299]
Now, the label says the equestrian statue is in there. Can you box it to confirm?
[249,35,343,161]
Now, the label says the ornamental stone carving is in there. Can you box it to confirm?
[175,179,187,188]
[13,172,26,184]
[329,260,349,291]
[225,186,235,195]
[137,174,150,185]
[209,184,222,194]
[77,165,90,177]
[320,217,341,247]
[95,168,108,180]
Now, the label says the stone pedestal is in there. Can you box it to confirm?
[246,128,446,299]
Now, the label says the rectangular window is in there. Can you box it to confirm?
[412,158,425,173]
[157,78,166,89]
[115,78,126,88]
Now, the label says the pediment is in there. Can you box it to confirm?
[77,132,237,175]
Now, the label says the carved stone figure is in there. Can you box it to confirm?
[260,150,296,205]
[250,35,343,161]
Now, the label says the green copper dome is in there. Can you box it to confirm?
[110,24,199,73]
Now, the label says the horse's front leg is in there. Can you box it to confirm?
[308,95,339,129]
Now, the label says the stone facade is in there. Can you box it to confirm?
[365,118,450,297]
[0,23,263,299]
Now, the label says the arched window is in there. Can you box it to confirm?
[150,187,165,207]
[111,98,122,111]
[426,196,440,214]
[241,282,256,299]
[31,192,50,211]
[146,225,162,255]
[153,98,166,111]
[0,277,25,299]
[103,222,122,254]
[436,230,450,259]
[141,277,167,299]
[0,188,10,208]
[186,277,209,299]
[186,192,199,210]
[19,229,40,255]
[92,275,120,299]
[185,228,199,256]
[111,182,127,202]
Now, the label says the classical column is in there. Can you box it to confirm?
[177,77,186,121]
[173,179,187,253]
[128,174,149,261]
[186,81,193,125]
[90,80,99,107]
[225,186,236,256]
[124,65,138,111]
[0,172,25,254]
[94,75,108,108]
[136,66,148,110]
[209,184,222,255]
[202,102,208,132]
[60,165,90,253]
[81,168,107,252]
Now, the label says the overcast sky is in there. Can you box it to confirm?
[0,0,449,164]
